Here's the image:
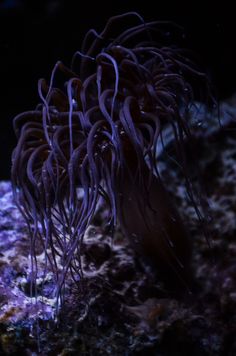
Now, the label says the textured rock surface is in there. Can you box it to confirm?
[1,96,236,355]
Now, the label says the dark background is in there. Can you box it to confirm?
[0,0,235,180]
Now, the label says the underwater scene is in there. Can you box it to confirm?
[0,1,235,355]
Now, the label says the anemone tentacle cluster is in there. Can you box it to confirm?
[11,12,208,299]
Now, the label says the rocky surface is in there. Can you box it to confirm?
[1,96,236,355]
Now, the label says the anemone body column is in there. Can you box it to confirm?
[117,163,193,294]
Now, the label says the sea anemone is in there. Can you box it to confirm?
[11,12,210,303]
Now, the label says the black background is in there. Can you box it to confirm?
[0,0,235,180]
